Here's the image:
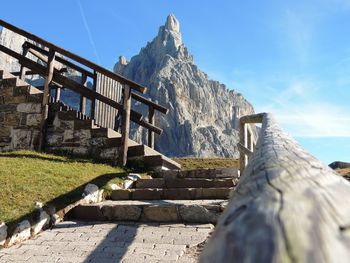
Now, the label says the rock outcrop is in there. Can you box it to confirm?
[114,14,254,157]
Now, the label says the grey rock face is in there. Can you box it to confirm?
[114,14,254,158]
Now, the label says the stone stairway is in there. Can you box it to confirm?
[71,168,239,224]
[0,68,181,170]
[46,100,181,170]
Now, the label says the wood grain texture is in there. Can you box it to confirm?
[200,113,350,263]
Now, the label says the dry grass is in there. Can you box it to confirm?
[336,168,350,181]
[173,157,239,170]
[0,150,127,225]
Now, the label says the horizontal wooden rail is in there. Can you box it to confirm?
[131,92,168,114]
[0,45,167,132]
[0,19,147,94]
[200,112,350,263]
[24,42,95,78]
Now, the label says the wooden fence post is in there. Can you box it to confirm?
[239,121,246,175]
[19,46,28,80]
[119,84,131,166]
[90,70,97,120]
[80,73,87,115]
[39,48,55,150]
[148,106,155,149]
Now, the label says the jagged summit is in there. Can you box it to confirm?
[165,14,180,32]
[115,15,255,157]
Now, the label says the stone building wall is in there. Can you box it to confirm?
[0,74,42,152]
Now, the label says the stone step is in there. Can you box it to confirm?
[154,167,240,180]
[143,155,182,170]
[110,187,233,200]
[128,144,160,158]
[70,199,228,223]
[134,178,235,189]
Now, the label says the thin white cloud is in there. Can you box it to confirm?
[76,0,101,64]
[256,82,350,138]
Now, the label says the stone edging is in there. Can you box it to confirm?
[0,183,104,248]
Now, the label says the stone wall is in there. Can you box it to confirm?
[45,104,121,163]
[0,75,42,152]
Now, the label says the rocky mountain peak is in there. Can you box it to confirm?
[165,14,180,32]
[114,14,255,157]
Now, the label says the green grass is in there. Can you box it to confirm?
[173,157,239,170]
[0,150,127,225]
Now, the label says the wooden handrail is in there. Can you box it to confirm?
[200,112,350,262]
[0,18,168,155]
[24,41,168,115]
[24,42,94,78]
[131,92,168,114]
[0,44,150,123]
[0,19,147,94]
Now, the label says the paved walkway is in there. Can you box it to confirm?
[0,221,213,263]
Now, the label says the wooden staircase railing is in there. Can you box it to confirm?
[200,112,350,262]
[0,19,168,166]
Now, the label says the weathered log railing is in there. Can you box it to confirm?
[201,113,350,263]
[238,114,260,174]
[0,19,168,165]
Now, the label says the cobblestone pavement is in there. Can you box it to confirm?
[0,221,213,263]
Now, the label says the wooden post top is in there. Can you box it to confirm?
[201,112,350,263]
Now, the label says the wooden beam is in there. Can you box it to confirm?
[39,48,55,150]
[237,142,252,158]
[0,19,147,93]
[19,46,28,80]
[80,74,87,115]
[200,112,350,263]
[24,42,94,78]
[120,84,131,166]
[239,121,246,174]
[131,92,168,114]
[10,70,39,76]
[148,107,155,148]
[55,86,61,102]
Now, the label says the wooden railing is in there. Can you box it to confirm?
[238,113,260,174]
[200,112,350,262]
[0,19,168,165]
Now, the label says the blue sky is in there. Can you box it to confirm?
[1,0,350,164]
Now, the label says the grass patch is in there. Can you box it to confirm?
[337,168,350,181]
[0,150,127,225]
[173,157,239,170]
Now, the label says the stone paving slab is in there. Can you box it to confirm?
[0,221,213,263]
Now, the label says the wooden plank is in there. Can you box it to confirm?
[131,92,168,114]
[80,74,87,115]
[39,48,55,150]
[55,86,61,102]
[200,112,350,263]
[0,19,147,93]
[134,117,163,135]
[24,42,94,78]
[42,49,55,113]
[10,70,37,76]
[237,142,252,158]
[91,70,97,119]
[120,84,131,166]
[19,46,28,80]
[148,107,155,148]
[239,121,246,174]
